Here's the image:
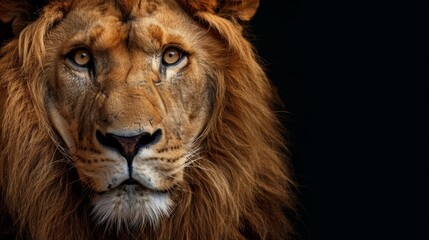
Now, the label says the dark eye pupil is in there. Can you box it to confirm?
[80,53,87,59]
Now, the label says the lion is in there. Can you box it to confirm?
[0,0,296,239]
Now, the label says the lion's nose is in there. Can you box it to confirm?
[96,129,162,165]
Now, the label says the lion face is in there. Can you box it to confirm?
[44,0,215,227]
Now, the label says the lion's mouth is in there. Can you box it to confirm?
[97,178,168,195]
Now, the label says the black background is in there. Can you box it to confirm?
[250,1,427,240]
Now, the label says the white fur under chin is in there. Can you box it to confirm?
[91,186,173,231]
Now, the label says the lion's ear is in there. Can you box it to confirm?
[180,0,259,22]
[0,0,49,35]
[219,0,259,21]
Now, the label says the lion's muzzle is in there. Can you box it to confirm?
[96,129,162,166]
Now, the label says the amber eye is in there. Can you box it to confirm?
[72,49,92,66]
[162,47,183,65]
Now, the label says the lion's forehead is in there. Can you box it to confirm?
[59,0,194,55]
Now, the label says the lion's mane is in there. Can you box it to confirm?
[0,1,296,239]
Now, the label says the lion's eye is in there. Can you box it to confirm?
[162,47,183,65]
[71,49,92,67]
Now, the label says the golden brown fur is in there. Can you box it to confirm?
[0,0,296,239]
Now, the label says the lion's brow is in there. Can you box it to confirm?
[114,0,142,22]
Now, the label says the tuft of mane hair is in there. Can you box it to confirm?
[0,0,297,239]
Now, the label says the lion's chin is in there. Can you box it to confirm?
[91,185,173,230]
